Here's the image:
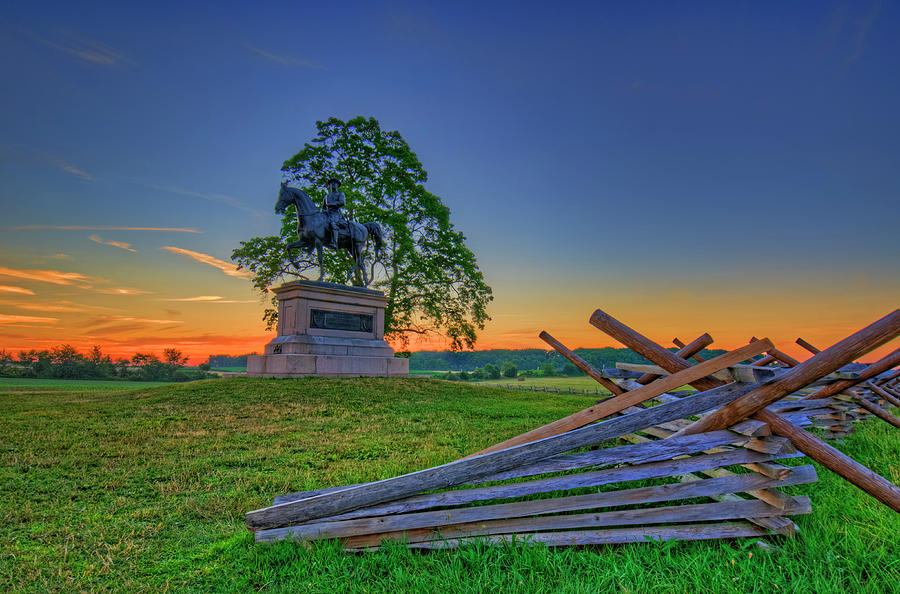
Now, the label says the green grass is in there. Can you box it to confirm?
[1,378,898,592]
[0,377,168,388]
[477,375,615,392]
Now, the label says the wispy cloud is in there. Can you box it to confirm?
[54,159,93,180]
[840,0,884,71]
[0,314,58,325]
[95,287,151,296]
[0,266,95,286]
[161,246,252,279]
[163,295,255,303]
[84,315,184,326]
[0,299,117,313]
[47,253,73,260]
[0,266,152,297]
[164,295,224,302]
[13,225,201,233]
[89,234,137,252]
[39,34,132,66]
[243,43,321,68]
[146,183,264,216]
[1,300,87,312]
[0,285,35,295]
[0,145,93,180]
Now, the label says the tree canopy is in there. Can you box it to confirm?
[232,116,493,350]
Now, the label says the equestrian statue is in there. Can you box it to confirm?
[274,178,383,286]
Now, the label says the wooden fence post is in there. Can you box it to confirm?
[673,337,705,362]
[800,346,900,400]
[589,310,724,392]
[635,334,713,383]
[467,341,772,457]
[539,331,624,395]
[587,309,900,512]
[672,310,900,435]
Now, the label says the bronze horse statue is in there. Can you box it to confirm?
[274,181,383,286]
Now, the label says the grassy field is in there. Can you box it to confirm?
[476,375,697,395]
[1,378,898,592]
[0,377,168,388]
[477,375,617,393]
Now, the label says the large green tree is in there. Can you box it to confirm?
[232,116,493,350]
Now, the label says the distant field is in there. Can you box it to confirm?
[474,375,697,394]
[476,375,613,393]
[0,377,167,389]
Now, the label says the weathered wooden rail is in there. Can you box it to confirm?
[246,307,900,549]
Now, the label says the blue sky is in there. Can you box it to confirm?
[0,1,898,359]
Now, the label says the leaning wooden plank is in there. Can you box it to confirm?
[876,370,900,385]
[466,430,751,483]
[742,462,793,481]
[671,309,900,436]
[338,497,812,549]
[727,419,771,436]
[600,368,646,380]
[865,381,900,408]
[619,419,798,514]
[590,310,727,392]
[593,312,900,512]
[768,399,845,411]
[676,473,797,532]
[245,379,765,530]
[538,331,625,395]
[284,438,802,521]
[776,408,845,423]
[624,363,779,384]
[673,337,706,362]
[254,466,817,543]
[617,362,734,383]
[468,340,772,458]
[802,346,900,400]
[277,445,793,526]
[749,338,802,367]
[756,408,900,512]
[352,522,778,551]
[634,333,713,383]
[274,430,755,505]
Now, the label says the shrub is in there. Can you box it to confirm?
[482,363,501,379]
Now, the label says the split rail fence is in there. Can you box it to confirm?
[246,308,900,550]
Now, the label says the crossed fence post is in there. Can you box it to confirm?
[791,339,900,428]
[588,309,900,512]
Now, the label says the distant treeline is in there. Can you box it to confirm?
[206,354,254,368]
[0,345,217,382]
[408,347,728,372]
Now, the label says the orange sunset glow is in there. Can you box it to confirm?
[1,239,898,365]
[1,240,898,364]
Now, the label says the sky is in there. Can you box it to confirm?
[1,1,898,363]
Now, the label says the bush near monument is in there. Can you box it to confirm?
[232,116,493,351]
[0,345,215,382]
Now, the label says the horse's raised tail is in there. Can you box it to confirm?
[364,222,383,259]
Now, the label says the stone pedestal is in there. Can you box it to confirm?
[246,280,408,378]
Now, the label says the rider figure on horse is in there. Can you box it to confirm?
[322,177,348,248]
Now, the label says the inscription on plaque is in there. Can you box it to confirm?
[310,309,373,333]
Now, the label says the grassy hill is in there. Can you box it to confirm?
[1,378,898,592]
